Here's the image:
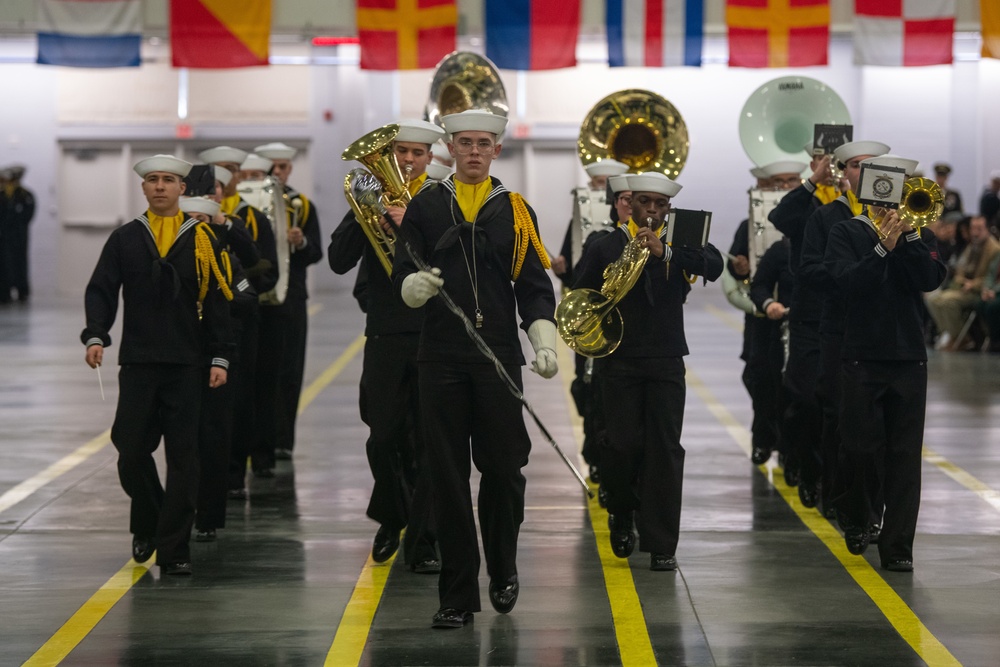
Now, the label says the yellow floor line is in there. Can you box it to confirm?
[298,334,366,414]
[686,369,962,667]
[28,336,366,666]
[921,446,1000,514]
[23,559,154,667]
[558,345,657,666]
[0,429,111,515]
[324,553,398,666]
[705,304,1000,516]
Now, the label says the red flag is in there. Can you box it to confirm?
[170,0,271,68]
[357,0,457,71]
[726,0,829,68]
[854,0,954,66]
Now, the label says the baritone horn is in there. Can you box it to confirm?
[342,124,412,276]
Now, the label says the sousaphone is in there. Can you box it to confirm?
[738,76,851,165]
[425,52,508,128]
[578,89,689,178]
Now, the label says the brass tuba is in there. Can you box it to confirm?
[556,221,653,358]
[425,52,508,128]
[342,124,412,276]
[578,89,688,178]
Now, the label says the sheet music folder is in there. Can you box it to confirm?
[666,209,712,248]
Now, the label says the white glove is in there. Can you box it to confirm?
[401,269,443,308]
[527,319,558,379]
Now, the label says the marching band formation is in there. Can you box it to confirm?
[80,53,946,628]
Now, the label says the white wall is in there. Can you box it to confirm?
[2,33,998,298]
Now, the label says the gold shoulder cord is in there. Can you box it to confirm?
[509,193,550,280]
[246,207,259,241]
[194,223,235,320]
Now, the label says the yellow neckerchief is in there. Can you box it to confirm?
[146,209,185,257]
[454,177,493,221]
[219,194,241,216]
[3,183,16,198]
[626,217,664,238]
[407,172,428,198]
[846,190,866,217]
[814,184,840,206]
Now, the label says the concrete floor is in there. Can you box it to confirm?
[1,284,998,666]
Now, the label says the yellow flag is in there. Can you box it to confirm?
[984,0,1000,59]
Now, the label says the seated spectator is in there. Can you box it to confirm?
[980,171,1000,232]
[925,216,1000,350]
[978,252,1000,352]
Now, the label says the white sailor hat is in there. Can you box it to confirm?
[198,146,248,165]
[254,142,297,160]
[425,162,453,181]
[241,153,273,173]
[214,165,233,187]
[180,196,221,218]
[625,172,682,198]
[833,141,890,166]
[861,154,920,176]
[441,109,508,138]
[133,155,192,178]
[585,159,629,178]
[608,174,631,194]
[395,119,446,145]
[761,160,807,177]
[750,166,769,179]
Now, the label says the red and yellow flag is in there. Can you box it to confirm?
[170,0,271,68]
[984,0,1000,59]
[357,0,457,70]
[726,0,829,68]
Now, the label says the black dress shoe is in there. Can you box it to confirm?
[845,525,870,555]
[783,466,801,488]
[252,467,275,478]
[227,488,247,500]
[132,537,154,563]
[868,523,882,544]
[883,559,913,572]
[608,513,635,558]
[162,562,193,576]
[372,525,400,563]
[597,486,608,509]
[588,465,601,485]
[650,553,677,571]
[195,528,217,542]
[751,446,771,465]
[411,559,441,574]
[798,482,818,508]
[275,448,293,461]
[488,577,519,614]
[431,608,472,629]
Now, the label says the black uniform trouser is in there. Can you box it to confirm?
[837,360,927,566]
[0,223,29,300]
[276,296,309,453]
[111,364,202,564]
[818,332,845,507]
[420,361,530,613]
[570,353,600,469]
[229,310,260,489]
[599,357,686,556]
[197,364,237,530]
[746,317,784,455]
[254,305,285,469]
[362,334,436,564]
[783,320,822,488]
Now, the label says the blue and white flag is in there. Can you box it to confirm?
[37,0,142,68]
[606,0,703,67]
